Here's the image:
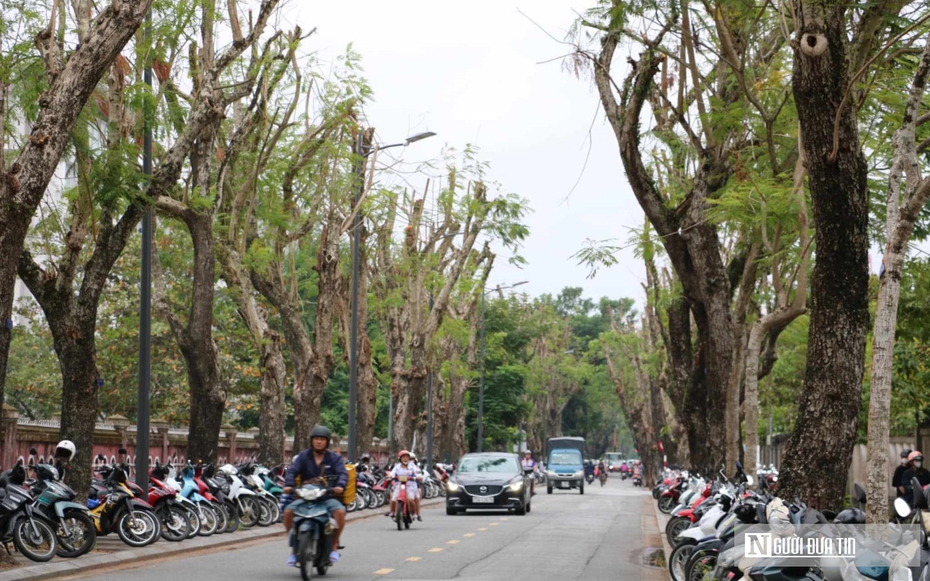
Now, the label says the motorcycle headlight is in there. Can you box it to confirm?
[298,488,323,501]
[447,482,460,493]
[509,481,523,492]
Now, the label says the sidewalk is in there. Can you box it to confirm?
[0,497,446,581]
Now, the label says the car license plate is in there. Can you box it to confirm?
[473,496,494,504]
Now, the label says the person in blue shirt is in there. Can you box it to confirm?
[282,425,348,567]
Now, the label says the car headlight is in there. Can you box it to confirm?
[509,481,523,492]
[574,470,584,478]
[546,470,557,477]
[447,482,460,493]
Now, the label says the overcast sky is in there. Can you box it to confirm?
[280,0,648,306]
[278,1,929,311]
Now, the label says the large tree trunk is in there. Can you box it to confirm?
[392,334,427,449]
[777,4,870,510]
[865,40,930,524]
[154,210,227,465]
[0,0,152,409]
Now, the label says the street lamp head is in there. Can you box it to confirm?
[511,281,529,288]
[405,131,436,145]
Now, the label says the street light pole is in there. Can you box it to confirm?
[136,8,153,490]
[426,293,434,467]
[476,281,528,453]
[348,130,435,461]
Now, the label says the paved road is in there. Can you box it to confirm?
[72,478,664,581]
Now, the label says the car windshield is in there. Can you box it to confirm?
[549,450,582,466]
[457,456,519,473]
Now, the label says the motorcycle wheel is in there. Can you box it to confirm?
[668,540,696,581]
[256,497,275,527]
[184,506,201,538]
[212,501,229,534]
[658,496,676,513]
[395,502,403,531]
[56,509,96,558]
[356,489,368,510]
[665,517,691,548]
[223,502,240,533]
[159,505,191,542]
[298,530,315,581]
[238,496,260,528]
[12,516,57,562]
[346,499,357,513]
[116,510,160,547]
[686,550,716,581]
[197,503,218,536]
[266,497,281,523]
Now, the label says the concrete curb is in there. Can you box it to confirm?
[652,495,673,579]
[0,497,447,581]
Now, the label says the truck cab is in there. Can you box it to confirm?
[545,437,585,494]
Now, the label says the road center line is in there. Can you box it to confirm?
[374,568,394,575]
[428,548,444,553]
[406,557,422,562]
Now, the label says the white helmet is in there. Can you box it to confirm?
[55,440,76,462]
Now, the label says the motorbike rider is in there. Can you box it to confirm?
[52,439,76,482]
[893,448,913,497]
[282,425,348,567]
[584,460,595,480]
[387,450,423,521]
[521,451,538,495]
[903,451,930,506]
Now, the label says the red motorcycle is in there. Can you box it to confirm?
[657,476,686,513]
[393,476,414,531]
[191,462,229,534]
[146,474,191,541]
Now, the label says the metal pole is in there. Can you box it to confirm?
[347,133,363,463]
[388,392,393,444]
[478,291,486,453]
[136,8,152,490]
[426,294,434,467]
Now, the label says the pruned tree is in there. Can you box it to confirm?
[0,0,153,420]
[371,154,528,450]
[866,37,930,524]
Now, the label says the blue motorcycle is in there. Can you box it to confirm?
[292,484,335,580]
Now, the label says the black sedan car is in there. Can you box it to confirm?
[445,453,532,516]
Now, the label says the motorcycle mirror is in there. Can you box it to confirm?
[854,483,867,505]
[912,477,929,510]
[29,447,37,455]
[118,448,127,455]
[895,497,912,519]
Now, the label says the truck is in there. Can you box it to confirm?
[545,437,585,494]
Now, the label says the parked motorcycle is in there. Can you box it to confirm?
[0,464,60,561]
[27,459,96,558]
[88,462,161,547]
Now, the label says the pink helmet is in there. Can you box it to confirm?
[398,450,411,459]
[909,451,924,462]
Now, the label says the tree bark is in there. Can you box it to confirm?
[865,39,930,524]
[0,0,152,411]
[777,3,871,510]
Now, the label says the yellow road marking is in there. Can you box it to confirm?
[374,568,394,575]
[428,548,444,553]
[500,517,509,521]
[463,533,475,537]
[406,557,422,562]
[477,527,487,531]
[447,540,459,544]
[490,523,499,526]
